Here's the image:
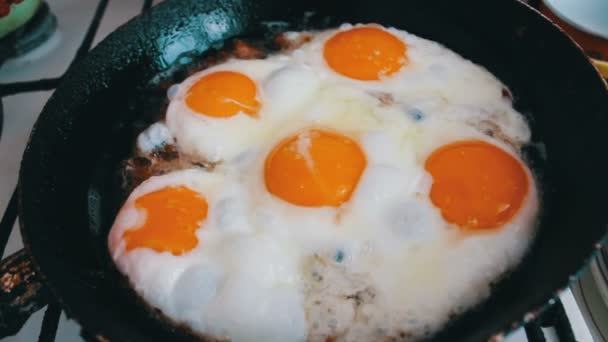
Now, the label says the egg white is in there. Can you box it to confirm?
[165,58,321,163]
[136,122,174,153]
[109,169,308,341]
[284,23,531,145]
[221,76,539,338]
[117,24,540,342]
[323,126,539,340]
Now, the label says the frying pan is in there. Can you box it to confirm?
[1,0,608,340]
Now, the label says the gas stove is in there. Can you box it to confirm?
[0,1,604,341]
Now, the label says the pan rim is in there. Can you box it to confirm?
[17,0,608,340]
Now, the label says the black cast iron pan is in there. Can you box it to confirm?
[1,0,608,340]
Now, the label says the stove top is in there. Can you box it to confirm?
[0,0,604,341]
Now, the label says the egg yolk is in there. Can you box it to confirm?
[424,140,529,229]
[123,186,208,255]
[323,26,407,81]
[185,71,261,118]
[264,129,366,207]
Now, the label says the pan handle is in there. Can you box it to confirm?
[591,58,608,79]
[0,249,50,338]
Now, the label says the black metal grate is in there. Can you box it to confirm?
[0,0,581,341]
[525,299,577,342]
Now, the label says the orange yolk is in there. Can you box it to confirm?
[185,71,261,118]
[123,186,208,255]
[264,129,366,207]
[424,140,529,230]
[323,26,407,81]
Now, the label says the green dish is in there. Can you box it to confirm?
[0,0,42,39]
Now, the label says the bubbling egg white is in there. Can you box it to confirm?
[115,23,540,342]
[236,75,537,339]
[311,126,539,341]
[165,58,321,163]
[109,169,308,342]
[286,23,531,145]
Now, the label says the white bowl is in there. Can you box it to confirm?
[544,0,608,40]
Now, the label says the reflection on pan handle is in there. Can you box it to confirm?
[591,58,608,79]
[0,249,50,338]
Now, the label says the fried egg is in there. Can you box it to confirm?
[300,127,538,340]
[109,169,307,341]
[164,58,321,162]
[289,23,530,144]
[113,23,540,342]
